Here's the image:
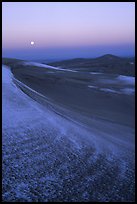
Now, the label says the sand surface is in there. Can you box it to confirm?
[2,62,135,202]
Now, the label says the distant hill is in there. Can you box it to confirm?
[2,58,24,66]
[47,54,135,76]
[2,55,135,76]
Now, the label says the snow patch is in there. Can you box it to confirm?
[88,85,98,89]
[90,72,102,75]
[99,88,120,94]
[99,87,135,95]
[2,65,13,84]
[22,61,77,72]
[121,88,135,95]
[116,75,135,85]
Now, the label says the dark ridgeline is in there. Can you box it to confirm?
[47,54,135,76]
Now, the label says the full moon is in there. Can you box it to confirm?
[31,41,34,45]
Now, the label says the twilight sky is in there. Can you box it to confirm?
[2,2,135,60]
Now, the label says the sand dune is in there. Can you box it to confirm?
[2,63,135,202]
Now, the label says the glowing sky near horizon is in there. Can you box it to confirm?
[2,2,135,60]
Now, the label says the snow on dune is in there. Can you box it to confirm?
[100,88,120,94]
[2,65,79,137]
[88,85,98,89]
[22,61,77,72]
[2,65,13,84]
[2,65,135,202]
[88,85,134,95]
[117,75,135,85]
[2,64,134,152]
[2,66,46,130]
[90,72,102,75]
[121,88,135,95]
[99,87,135,95]
[2,64,95,147]
[23,61,60,69]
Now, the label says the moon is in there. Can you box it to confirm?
[31,41,34,45]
